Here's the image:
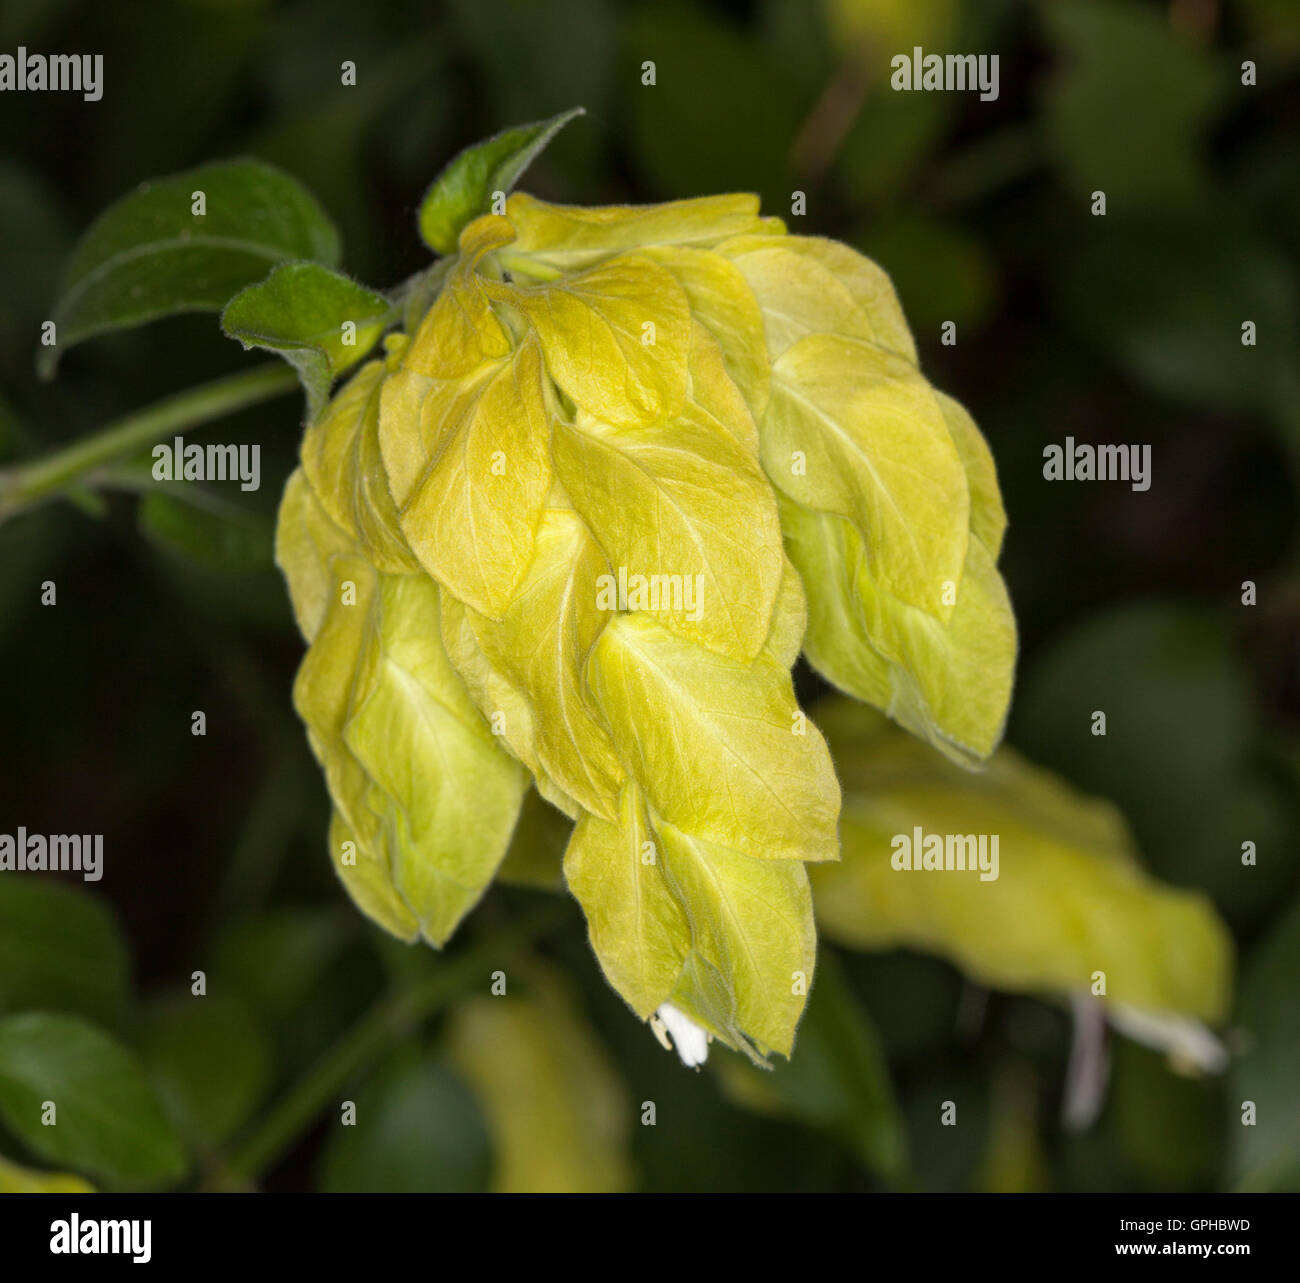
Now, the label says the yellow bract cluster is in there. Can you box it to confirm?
[275,191,1016,1059]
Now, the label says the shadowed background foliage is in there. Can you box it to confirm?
[0,0,1297,1192]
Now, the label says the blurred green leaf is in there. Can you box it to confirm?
[448,0,614,178]
[221,263,393,421]
[715,950,907,1183]
[1013,603,1292,921]
[254,34,445,283]
[835,84,951,209]
[859,214,997,336]
[0,1151,94,1193]
[317,1053,491,1192]
[1057,216,1298,418]
[1239,0,1300,61]
[627,5,799,207]
[0,161,73,352]
[418,108,585,255]
[902,1063,988,1191]
[0,1013,185,1187]
[813,698,1234,1021]
[1039,0,1229,212]
[211,907,351,1024]
[140,992,273,1151]
[1232,895,1300,1190]
[1109,1039,1222,1190]
[0,880,130,1027]
[137,488,274,572]
[40,158,340,377]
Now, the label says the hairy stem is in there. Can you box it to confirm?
[0,363,298,522]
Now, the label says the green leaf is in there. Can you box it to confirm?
[0,1013,186,1187]
[418,107,585,255]
[317,1054,492,1192]
[138,488,273,573]
[40,158,340,377]
[222,262,394,421]
[714,951,907,1182]
[1232,895,1300,1190]
[811,699,1234,1022]
[140,993,273,1150]
[0,880,130,1027]
[1039,0,1229,212]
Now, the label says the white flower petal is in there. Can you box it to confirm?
[1108,1003,1229,1075]
[654,1002,709,1068]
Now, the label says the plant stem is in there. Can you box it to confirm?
[210,902,567,1188]
[0,362,298,521]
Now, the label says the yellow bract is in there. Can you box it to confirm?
[811,700,1232,1023]
[276,184,1018,1062]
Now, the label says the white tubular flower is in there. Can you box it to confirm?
[1108,1003,1230,1075]
[651,1003,710,1068]
[1063,994,1230,1131]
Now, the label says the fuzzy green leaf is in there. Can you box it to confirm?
[222,262,394,421]
[418,108,585,255]
[41,158,339,377]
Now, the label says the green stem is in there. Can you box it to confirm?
[0,362,298,521]
[209,902,567,1188]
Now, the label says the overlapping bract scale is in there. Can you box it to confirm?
[274,188,1016,1061]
